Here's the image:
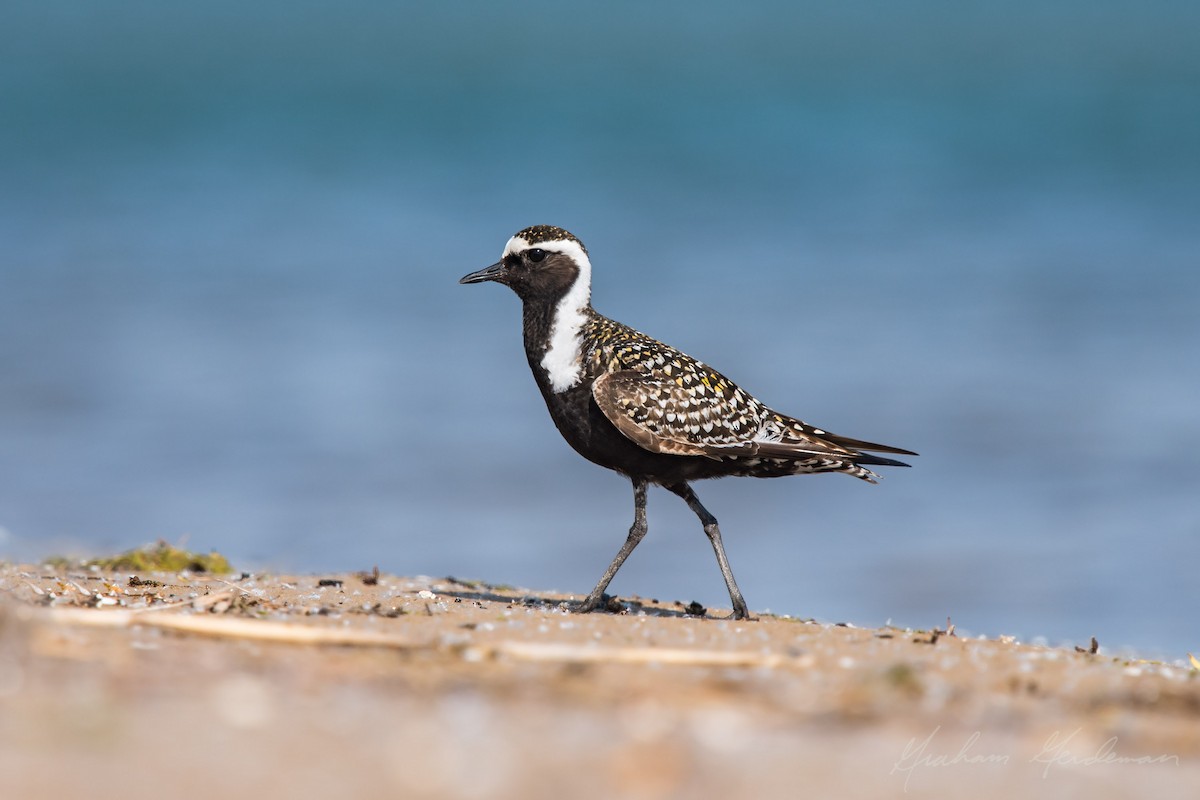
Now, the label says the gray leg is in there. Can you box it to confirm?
[579,477,649,613]
[665,482,751,620]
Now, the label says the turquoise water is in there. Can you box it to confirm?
[2,2,1198,656]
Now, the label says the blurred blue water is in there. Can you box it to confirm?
[2,2,1197,656]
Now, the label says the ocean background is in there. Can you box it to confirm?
[2,1,1197,657]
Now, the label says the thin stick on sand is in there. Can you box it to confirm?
[36,606,798,668]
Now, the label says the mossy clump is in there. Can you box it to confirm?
[883,663,924,697]
[87,540,234,574]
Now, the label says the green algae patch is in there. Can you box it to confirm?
[87,541,234,574]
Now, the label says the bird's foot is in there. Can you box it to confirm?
[576,591,612,614]
[730,600,754,621]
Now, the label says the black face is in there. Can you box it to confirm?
[460,246,581,304]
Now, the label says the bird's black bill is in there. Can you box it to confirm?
[458,261,506,284]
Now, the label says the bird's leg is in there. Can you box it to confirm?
[579,477,648,613]
[665,482,752,620]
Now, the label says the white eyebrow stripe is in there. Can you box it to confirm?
[503,236,589,268]
[502,235,531,258]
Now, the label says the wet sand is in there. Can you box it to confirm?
[1,563,1196,799]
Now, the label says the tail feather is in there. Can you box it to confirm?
[752,439,912,468]
[760,417,916,469]
[842,463,883,484]
[819,432,918,458]
[847,451,912,469]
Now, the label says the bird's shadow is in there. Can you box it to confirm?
[434,586,721,620]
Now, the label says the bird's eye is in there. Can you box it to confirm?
[526,248,547,263]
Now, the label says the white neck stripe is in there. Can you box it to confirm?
[502,235,593,393]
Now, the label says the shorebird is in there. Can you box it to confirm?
[459,225,915,619]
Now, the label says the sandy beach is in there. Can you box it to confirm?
[1,560,1196,799]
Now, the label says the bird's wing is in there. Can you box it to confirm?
[592,370,723,457]
[592,369,863,462]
